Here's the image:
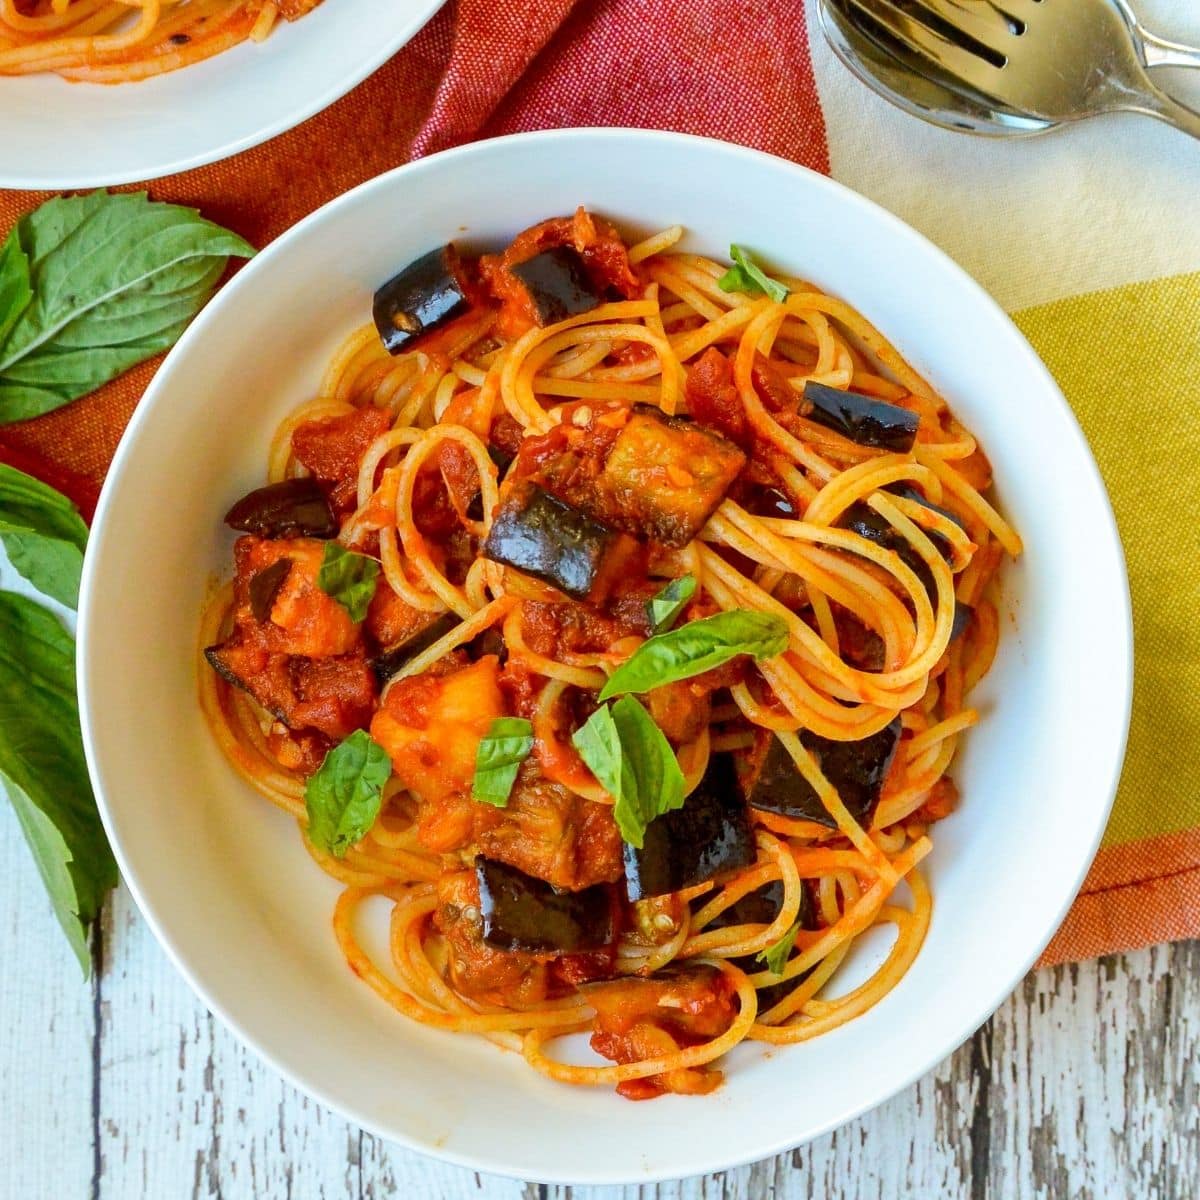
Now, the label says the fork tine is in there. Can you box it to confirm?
[913,0,1014,55]
[840,0,1006,93]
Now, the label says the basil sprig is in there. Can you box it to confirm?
[598,610,789,701]
[571,696,685,848]
[646,573,696,634]
[472,717,534,807]
[758,921,801,976]
[0,191,255,424]
[317,542,379,622]
[716,244,789,304]
[0,591,118,975]
[304,730,392,858]
[0,462,88,607]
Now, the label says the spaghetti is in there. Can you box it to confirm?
[0,0,317,83]
[199,210,1020,1100]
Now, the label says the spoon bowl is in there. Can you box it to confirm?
[820,0,1200,142]
[818,0,1054,136]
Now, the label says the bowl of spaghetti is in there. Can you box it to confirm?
[0,0,443,189]
[78,129,1131,1183]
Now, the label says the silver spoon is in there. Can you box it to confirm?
[819,0,1200,140]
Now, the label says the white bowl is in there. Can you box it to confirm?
[0,0,443,189]
[78,129,1132,1184]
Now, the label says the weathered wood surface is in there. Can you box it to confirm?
[1,810,1197,1200]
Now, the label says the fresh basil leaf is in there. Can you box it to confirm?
[571,696,685,849]
[472,716,534,807]
[757,921,801,976]
[716,245,789,304]
[316,542,379,623]
[598,610,789,701]
[0,192,255,424]
[0,591,117,974]
[0,462,88,607]
[646,573,696,634]
[304,730,392,857]
[0,225,32,350]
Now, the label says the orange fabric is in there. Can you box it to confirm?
[1039,827,1200,966]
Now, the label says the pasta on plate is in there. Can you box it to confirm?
[200,209,1021,1100]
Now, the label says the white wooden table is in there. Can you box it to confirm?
[1,802,1196,1200]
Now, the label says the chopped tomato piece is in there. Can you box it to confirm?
[685,347,749,448]
[291,406,390,515]
[588,967,736,1100]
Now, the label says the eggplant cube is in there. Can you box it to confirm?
[224,477,336,539]
[482,482,615,600]
[510,246,603,326]
[476,857,615,954]
[742,720,902,829]
[598,407,746,548]
[373,245,471,355]
[624,753,756,901]
[803,382,919,452]
[369,612,461,685]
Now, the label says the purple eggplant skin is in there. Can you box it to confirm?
[840,492,972,643]
[884,483,965,541]
[475,857,615,954]
[510,246,603,325]
[481,482,615,600]
[224,477,337,539]
[369,613,461,685]
[700,878,816,935]
[698,878,819,1009]
[743,719,903,829]
[247,558,293,623]
[803,381,919,452]
[839,500,937,597]
[624,753,756,901]
[950,600,974,644]
[373,245,472,355]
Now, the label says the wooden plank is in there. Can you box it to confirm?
[358,1134,529,1200]
[0,800,96,1200]
[95,884,359,1200]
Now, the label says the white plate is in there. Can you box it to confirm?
[77,129,1133,1184]
[0,0,444,189]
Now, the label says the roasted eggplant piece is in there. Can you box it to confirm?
[247,558,293,624]
[841,490,970,642]
[624,753,756,901]
[509,246,603,325]
[950,600,973,643]
[373,244,472,355]
[742,721,902,829]
[700,878,816,936]
[595,406,746,548]
[840,499,935,597]
[803,382,919,452]
[475,856,616,954]
[369,612,461,684]
[224,478,337,539]
[885,483,965,543]
[482,482,616,600]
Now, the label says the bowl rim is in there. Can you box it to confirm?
[0,0,445,190]
[77,127,1134,1184]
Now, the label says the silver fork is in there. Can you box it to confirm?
[838,0,1200,140]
